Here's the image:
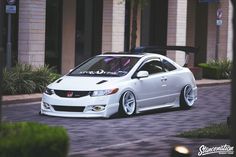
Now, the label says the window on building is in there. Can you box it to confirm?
[45,0,62,72]
[75,0,103,66]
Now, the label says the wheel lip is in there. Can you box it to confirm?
[122,91,136,115]
[183,84,194,106]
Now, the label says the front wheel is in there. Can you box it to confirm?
[119,91,136,116]
[180,84,195,109]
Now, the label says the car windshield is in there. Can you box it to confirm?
[69,56,140,77]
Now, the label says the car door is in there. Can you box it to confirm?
[161,59,180,104]
[134,59,168,109]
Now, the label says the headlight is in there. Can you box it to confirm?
[91,88,119,97]
[44,87,54,95]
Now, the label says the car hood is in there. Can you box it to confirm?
[48,76,124,91]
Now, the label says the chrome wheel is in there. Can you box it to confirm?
[183,85,194,107]
[120,91,136,116]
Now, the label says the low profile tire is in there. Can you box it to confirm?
[39,111,44,116]
[180,84,195,109]
[119,91,136,117]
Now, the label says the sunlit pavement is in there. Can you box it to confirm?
[2,85,231,157]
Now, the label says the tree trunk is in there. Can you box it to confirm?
[130,0,138,52]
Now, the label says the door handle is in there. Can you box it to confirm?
[161,77,167,81]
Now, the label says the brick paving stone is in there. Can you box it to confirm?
[2,85,232,157]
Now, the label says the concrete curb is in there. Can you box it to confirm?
[2,79,231,105]
[196,79,231,87]
[2,93,42,105]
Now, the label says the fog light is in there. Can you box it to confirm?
[43,102,50,109]
[92,105,106,112]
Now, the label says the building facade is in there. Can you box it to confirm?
[2,0,233,74]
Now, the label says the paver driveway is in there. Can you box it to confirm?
[2,85,231,157]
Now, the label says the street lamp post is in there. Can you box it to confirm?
[5,0,16,69]
[6,13,12,68]
[0,0,5,124]
[215,6,223,61]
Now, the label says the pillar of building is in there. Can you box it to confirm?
[186,0,196,67]
[218,0,231,60]
[18,0,46,67]
[206,3,217,61]
[167,0,188,66]
[226,1,233,60]
[206,1,232,61]
[61,0,76,74]
[102,0,125,52]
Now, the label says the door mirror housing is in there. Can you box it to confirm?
[136,71,149,78]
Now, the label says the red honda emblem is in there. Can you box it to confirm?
[67,91,73,97]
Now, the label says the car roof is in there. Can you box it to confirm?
[99,52,164,58]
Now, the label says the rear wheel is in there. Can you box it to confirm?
[180,84,194,109]
[119,91,136,116]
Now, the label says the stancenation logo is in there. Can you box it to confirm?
[198,144,234,156]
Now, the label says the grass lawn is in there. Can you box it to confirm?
[177,123,230,139]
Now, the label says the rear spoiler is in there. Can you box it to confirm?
[133,46,198,54]
[133,46,198,67]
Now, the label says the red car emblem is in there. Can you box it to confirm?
[67,91,73,97]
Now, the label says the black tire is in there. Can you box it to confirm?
[39,111,42,115]
[118,91,136,117]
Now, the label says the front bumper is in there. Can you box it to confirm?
[41,93,120,118]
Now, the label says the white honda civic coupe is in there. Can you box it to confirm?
[40,53,197,118]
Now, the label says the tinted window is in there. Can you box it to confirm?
[163,59,176,71]
[139,60,164,75]
[69,56,140,77]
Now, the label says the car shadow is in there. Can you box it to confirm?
[110,106,195,120]
[38,106,196,120]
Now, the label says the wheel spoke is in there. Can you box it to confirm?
[126,99,134,106]
[126,105,131,112]
[125,106,130,112]
[187,96,194,101]
[186,87,192,95]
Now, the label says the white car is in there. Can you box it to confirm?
[40,53,197,118]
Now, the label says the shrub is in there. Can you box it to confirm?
[198,59,232,79]
[0,122,69,157]
[2,64,61,95]
[31,65,61,93]
[2,64,36,94]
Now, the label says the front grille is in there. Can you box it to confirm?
[52,105,85,112]
[54,90,90,98]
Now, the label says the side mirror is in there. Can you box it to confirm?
[136,71,149,79]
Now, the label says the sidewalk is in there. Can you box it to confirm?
[2,79,231,105]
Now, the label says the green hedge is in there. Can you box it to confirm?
[198,59,232,79]
[0,122,69,157]
[2,64,61,95]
